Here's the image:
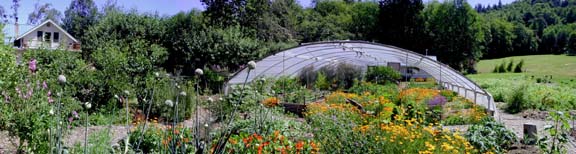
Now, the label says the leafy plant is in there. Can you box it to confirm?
[537,111,571,154]
[514,59,524,73]
[465,117,517,153]
[365,66,401,85]
[505,84,527,114]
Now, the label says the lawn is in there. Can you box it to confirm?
[475,55,576,81]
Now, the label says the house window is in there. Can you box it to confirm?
[37,31,43,40]
[44,32,51,42]
[53,32,59,42]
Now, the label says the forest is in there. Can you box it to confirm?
[2,0,576,75]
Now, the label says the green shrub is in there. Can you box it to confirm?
[298,65,317,88]
[498,61,507,73]
[465,117,517,153]
[315,71,330,90]
[506,59,514,72]
[505,85,527,113]
[365,66,401,84]
[318,62,363,89]
[514,59,524,73]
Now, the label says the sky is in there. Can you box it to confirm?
[0,0,515,26]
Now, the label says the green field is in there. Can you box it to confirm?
[474,55,576,81]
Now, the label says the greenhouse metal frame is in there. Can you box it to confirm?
[226,41,495,112]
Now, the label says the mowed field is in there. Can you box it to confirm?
[473,55,576,81]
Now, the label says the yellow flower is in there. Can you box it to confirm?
[425,142,435,150]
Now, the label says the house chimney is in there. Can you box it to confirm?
[14,17,19,39]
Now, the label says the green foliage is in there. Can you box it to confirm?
[498,61,507,73]
[62,0,98,43]
[70,128,113,153]
[318,62,363,89]
[423,0,485,71]
[471,75,576,111]
[514,59,524,73]
[314,71,330,91]
[377,0,425,52]
[537,111,572,154]
[127,125,195,153]
[567,32,576,55]
[506,59,514,72]
[0,33,18,90]
[365,66,401,84]
[465,117,517,153]
[505,84,527,114]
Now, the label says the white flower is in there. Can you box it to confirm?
[57,75,67,84]
[247,61,257,70]
[114,95,119,99]
[218,97,223,101]
[84,102,92,109]
[165,100,174,107]
[204,123,209,128]
[49,108,54,115]
[180,91,187,96]
[154,72,160,77]
[207,97,214,103]
[123,90,130,96]
[195,68,204,76]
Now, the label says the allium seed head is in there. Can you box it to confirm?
[247,61,257,70]
[165,100,174,107]
[57,75,67,84]
[84,102,92,109]
[195,68,204,76]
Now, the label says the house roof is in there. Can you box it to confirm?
[15,19,79,43]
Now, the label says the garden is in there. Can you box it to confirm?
[3,48,557,154]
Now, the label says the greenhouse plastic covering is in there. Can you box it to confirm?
[226,41,495,112]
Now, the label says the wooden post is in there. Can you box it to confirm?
[523,123,537,145]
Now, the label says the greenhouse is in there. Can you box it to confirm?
[227,41,495,112]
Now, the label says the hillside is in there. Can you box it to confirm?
[474,54,576,81]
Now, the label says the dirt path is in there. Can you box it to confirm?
[493,103,576,153]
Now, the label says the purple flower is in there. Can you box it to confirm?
[2,91,10,103]
[68,117,74,123]
[42,81,48,89]
[48,97,54,103]
[26,88,33,99]
[28,59,37,73]
[15,87,22,98]
[72,111,79,118]
[428,95,447,108]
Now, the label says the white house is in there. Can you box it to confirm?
[7,19,81,51]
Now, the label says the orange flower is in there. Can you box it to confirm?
[253,133,263,141]
[262,97,279,107]
[296,141,304,150]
